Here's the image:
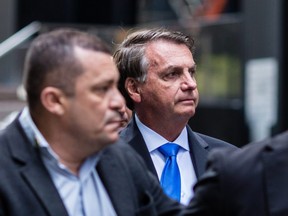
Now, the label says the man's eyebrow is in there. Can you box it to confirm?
[165,64,197,70]
[156,62,197,74]
[157,65,179,74]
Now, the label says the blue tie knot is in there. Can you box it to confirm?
[159,143,180,158]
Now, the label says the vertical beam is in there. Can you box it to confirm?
[0,0,16,41]
[243,0,285,141]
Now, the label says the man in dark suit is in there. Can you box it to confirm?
[0,28,185,216]
[188,131,288,216]
[114,28,236,205]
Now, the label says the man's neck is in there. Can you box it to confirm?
[135,113,188,142]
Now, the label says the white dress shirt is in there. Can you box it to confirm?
[135,114,197,205]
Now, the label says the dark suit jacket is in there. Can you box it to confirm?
[188,131,288,216]
[0,118,185,216]
[120,115,236,179]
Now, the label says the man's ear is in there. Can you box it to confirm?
[40,87,66,115]
[125,78,141,103]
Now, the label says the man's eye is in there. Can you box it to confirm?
[165,71,179,79]
[99,86,109,92]
[189,69,196,77]
[93,85,110,94]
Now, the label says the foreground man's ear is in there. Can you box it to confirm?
[40,87,67,115]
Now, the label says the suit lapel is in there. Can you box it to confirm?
[120,117,158,177]
[262,138,288,215]
[7,119,69,216]
[20,161,69,216]
[187,126,209,178]
[97,148,136,216]
[128,134,158,176]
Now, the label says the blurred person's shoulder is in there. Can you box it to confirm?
[207,131,288,172]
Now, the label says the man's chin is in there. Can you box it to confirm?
[95,134,119,151]
[177,108,196,118]
[106,132,120,144]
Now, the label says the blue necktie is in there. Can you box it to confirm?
[158,143,181,201]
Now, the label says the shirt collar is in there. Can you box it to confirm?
[19,107,101,178]
[135,113,190,152]
[19,107,58,156]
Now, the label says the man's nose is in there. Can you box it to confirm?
[110,88,126,111]
[181,71,197,90]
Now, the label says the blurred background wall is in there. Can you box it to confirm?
[0,0,287,147]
